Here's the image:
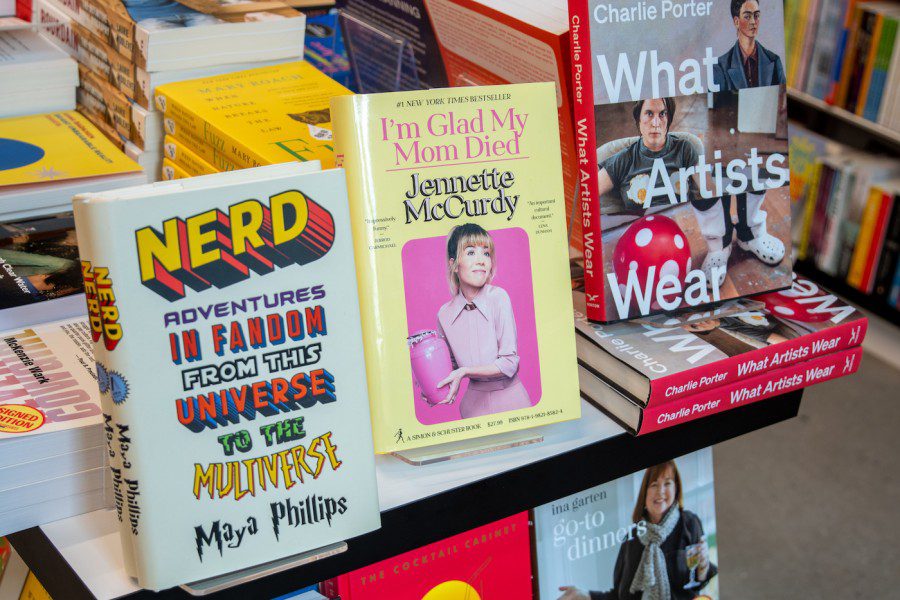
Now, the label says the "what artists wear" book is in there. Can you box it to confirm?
[320,512,533,599]
[332,82,580,454]
[72,163,380,590]
[569,0,792,321]
[574,273,867,408]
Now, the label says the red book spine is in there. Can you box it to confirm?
[319,575,350,599]
[861,191,894,293]
[567,0,605,321]
[646,317,868,407]
[639,346,863,435]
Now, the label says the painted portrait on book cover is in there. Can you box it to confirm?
[401,225,541,426]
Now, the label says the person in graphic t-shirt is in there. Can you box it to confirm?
[694,0,787,288]
[433,223,531,419]
[597,97,704,214]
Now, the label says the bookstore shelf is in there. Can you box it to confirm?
[787,89,900,152]
[795,260,900,325]
[8,394,802,599]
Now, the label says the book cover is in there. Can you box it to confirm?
[320,513,533,599]
[304,12,352,90]
[0,317,101,439]
[0,213,84,310]
[568,0,791,322]
[71,164,380,590]
[155,62,352,171]
[534,449,718,599]
[574,272,867,407]
[423,0,582,250]
[332,83,580,453]
[0,111,140,188]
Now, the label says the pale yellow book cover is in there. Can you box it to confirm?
[332,83,580,453]
[154,62,352,170]
[0,111,140,187]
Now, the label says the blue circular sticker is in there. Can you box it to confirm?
[109,371,129,405]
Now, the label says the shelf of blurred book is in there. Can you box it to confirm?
[8,394,801,599]
[795,259,899,326]
[788,89,900,154]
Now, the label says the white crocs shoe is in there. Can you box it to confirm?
[701,244,731,289]
[738,233,784,265]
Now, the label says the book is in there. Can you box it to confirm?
[847,185,884,289]
[0,111,144,220]
[574,272,867,409]
[163,136,218,176]
[858,182,897,292]
[424,0,582,250]
[332,83,580,453]
[72,163,380,590]
[582,345,862,435]
[873,189,900,299]
[0,28,77,118]
[304,11,352,90]
[0,212,84,310]
[155,62,352,171]
[533,448,719,599]
[320,512,533,599]
[77,0,306,72]
[568,0,792,321]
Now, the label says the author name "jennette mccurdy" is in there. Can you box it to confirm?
[593,0,714,24]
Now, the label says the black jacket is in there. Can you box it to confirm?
[590,510,718,600]
[712,40,786,91]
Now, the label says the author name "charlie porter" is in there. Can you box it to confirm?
[593,0,713,23]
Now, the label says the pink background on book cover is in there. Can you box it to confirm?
[401,227,541,425]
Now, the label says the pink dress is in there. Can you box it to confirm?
[437,284,532,418]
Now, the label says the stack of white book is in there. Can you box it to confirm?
[0,317,108,537]
[33,0,307,181]
[0,26,77,118]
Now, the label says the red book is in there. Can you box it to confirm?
[575,273,867,408]
[320,513,533,599]
[580,345,862,435]
[860,187,896,293]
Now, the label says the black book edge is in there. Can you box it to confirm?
[578,359,644,435]
[575,327,649,406]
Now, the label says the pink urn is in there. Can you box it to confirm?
[408,330,453,404]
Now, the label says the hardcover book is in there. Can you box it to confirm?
[0,213,83,310]
[533,449,719,599]
[72,163,380,590]
[574,273,867,408]
[568,0,792,321]
[155,62,352,171]
[332,83,580,453]
[320,512,533,599]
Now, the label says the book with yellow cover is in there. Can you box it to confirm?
[0,111,144,220]
[163,135,219,176]
[332,82,580,454]
[154,62,352,171]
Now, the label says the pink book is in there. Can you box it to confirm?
[575,273,867,408]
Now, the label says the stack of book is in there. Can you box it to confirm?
[0,110,144,221]
[786,0,900,129]
[791,122,900,305]
[0,26,77,118]
[0,317,108,536]
[153,60,352,180]
[574,275,867,435]
[32,0,308,180]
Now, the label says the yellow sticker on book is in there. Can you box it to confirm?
[0,404,45,433]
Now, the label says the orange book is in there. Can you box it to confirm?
[847,186,884,289]
[424,0,581,249]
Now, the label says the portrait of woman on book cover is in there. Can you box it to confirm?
[558,460,718,600]
[401,224,542,426]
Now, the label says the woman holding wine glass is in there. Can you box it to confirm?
[557,460,717,600]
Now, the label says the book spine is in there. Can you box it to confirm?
[567,0,605,321]
[877,25,900,124]
[163,135,219,176]
[156,95,267,170]
[828,0,861,104]
[319,575,350,598]
[72,200,139,577]
[646,316,868,407]
[860,191,893,292]
[843,8,875,111]
[160,158,191,181]
[847,186,882,289]
[639,346,863,435]
[797,161,823,260]
[160,116,242,172]
[854,12,884,115]
[863,16,896,120]
[873,194,900,298]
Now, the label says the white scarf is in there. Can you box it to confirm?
[629,505,680,600]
